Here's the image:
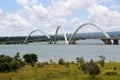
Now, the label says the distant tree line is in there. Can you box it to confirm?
[0,35,64,44]
[0,36,48,42]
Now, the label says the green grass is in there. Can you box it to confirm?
[0,62,120,80]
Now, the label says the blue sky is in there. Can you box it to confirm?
[0,0,120,36]
[0,0,22,12]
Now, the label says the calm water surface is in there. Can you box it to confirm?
[0,40,120,62]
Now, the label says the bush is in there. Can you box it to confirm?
[99,55,105,67]
[65,62,70,68]
[42,61,49,65]
[80,63,88,74]
[0,54,13,63]
[23,53,38,67]
[105,70,117,75]
[113,67,117,71]
[76,57,85,65]
[58,58,65,65]
[0,62,11,72]
[0,53,24,72]
[87,59,101,78]
[11,61,21,70]
[0,54,13,72]
[38,62,44,68]
[80,59,101,78]
[71,61,75,64]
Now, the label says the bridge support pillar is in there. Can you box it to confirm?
[102,39,119,45]
[23,41,28,44]
[53,39,57,44]
[113,39,119,45]
[48,40,53,44]
[102,39,113,44]
[69,39,76,44]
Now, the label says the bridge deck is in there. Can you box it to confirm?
[2,35,120,44]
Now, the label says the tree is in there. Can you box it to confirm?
[79,57,85,65]
[50,59,53,64]
[11,61,21,70]
[76,57,85,65]
[99,55,105,67]
[80,62,88,74]
[80,59,101,78]
[58,58,65,65]
[14,52,20,61]
[65,62,70,68]
[0,54,24,72]
[87,59,101,78]
[0,62,11,72]
[0,54,13,63]
[0,54,13,72]
[23,53,38,67]
[76,57,80,64]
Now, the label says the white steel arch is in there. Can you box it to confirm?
[23,30,52,44]
[68,23,113,44]
[54,26,68,44]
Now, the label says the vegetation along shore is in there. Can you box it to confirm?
[0,53,120,80]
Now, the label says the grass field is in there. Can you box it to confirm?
[0,62,120,80]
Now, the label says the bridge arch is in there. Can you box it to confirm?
[68,23,113,44]
[54,26,68,44]
[23,30,52,44]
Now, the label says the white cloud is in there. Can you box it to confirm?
[97,0,113,3]
[111,4,120,10]
[50,0,97,16]
[66,0,96,9]
[16,0,28,6]
[88,5,120,31]
[21,4,50,30]
[0,0,120,36]
[0,9,3,14]
[16,0,38,6]
[0,11,32,36]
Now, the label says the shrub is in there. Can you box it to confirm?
[99,55,105,67]
[76,57,80,64]
[87,59,101,78]
[0,62,11,72]
[0,54,13,72]
[38,62,44,68]
[65,62,70,68]
[80,59,101,78]
[14,52,20,61]
[71,61,75,64]
[23,53,38,67]
[0,54,13,63]
[0,53,24,72]
[42,61,49,65]
[105,70,117,75]
[11,61,21,70]
[58,58,65,65]
[113,67,117,71]
[80,63,88,74]
[76,57,85,64]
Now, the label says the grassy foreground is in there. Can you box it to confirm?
[0,62,120,80]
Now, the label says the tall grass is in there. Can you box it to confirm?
[0,62,120,80]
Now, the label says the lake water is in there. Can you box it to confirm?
[0,39,120,62]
